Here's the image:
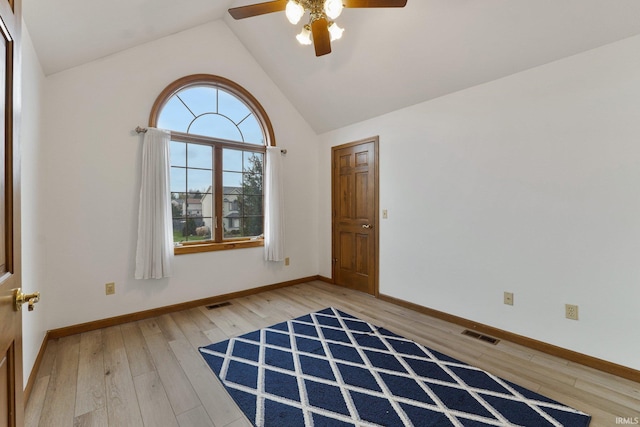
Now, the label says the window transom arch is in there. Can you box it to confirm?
[149,74,275,254]
[149,74,275,146]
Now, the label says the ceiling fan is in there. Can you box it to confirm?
[229,0,408,57]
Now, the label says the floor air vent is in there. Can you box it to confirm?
[206,301,232,310]
[461,329,500,345]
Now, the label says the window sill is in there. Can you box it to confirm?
[174,239,264,255]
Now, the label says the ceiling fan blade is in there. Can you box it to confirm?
[311,18,332,56]
[343,0,407,7]
[228,1,288,20]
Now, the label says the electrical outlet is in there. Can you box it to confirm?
[565,304,579,320]
[504,292,514,306]
[105,282,115,295]
[383,209,388,219]
[284,257,290,266]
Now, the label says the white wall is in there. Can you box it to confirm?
[21,23,48,383]
[319,35,640,371]
[38,20,319,330]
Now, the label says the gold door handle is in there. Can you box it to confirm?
[362,224,372,229]
[14,288,40,312]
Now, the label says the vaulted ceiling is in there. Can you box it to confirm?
[23,0,640,133]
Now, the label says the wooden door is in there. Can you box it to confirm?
[0,0,22,426]
[332,137,378,295]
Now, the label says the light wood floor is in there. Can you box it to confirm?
[25,281,639,426]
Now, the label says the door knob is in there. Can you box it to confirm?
[362,224,372,229]
[14,288,40,312]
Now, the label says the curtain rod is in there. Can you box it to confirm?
[135,126,287,154]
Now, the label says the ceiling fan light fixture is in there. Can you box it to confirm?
[228,0,406,57]
[328,22,344,41]
[285,0,305,25]
[296,25,313,45]
[324,0,344,20]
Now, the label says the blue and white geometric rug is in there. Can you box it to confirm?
[199,307,591,427]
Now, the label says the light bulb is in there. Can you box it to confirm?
[324,0,343,20]
[328,22,344,41]
[296,25,312,45]
[285,0,305,25]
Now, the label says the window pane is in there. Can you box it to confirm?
[243,152,263,172]
[198,218,213,239]
[243,173,262,195]
[173,219,186,242]
[185,199,203,217]
[187,169,212,194]
[223,189,241,238]
[177,87,217,116]
[234,195,244,217]
[158,97,194,132]
[223,171,243,188]
[244,216,263,237]
[189,217,213,240]
[243,152,263,196]
[187,143,212,169]
[189,114,242,141]
[219,90,251,123]
[182,217,207,240]
[171,167,186,193]
[170,141,186,167]
[201,193,213,218]
[223,149,242,172]
[224,215,242,238]
[222,191,242,218]
[239,114,263,145]
[243,195,263,216]
[223,195,238,211]
[171,195,184,218]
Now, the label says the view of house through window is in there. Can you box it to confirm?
[152,75,273,247]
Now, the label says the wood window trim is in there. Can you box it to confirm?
[149,74,275,255]
[174,238,264,255]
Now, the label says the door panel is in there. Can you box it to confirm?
[339,232,354,271]
[338,174,352,218]
[0,0,22,426]
[355,172,368,219]
[332,137,378,295]
[355,233,369,275]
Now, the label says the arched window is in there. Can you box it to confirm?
[150,75,275,254]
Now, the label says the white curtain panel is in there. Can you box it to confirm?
[264,146,285,261]
[134,128,174,279]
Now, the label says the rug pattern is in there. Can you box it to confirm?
[199,307,590,426]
